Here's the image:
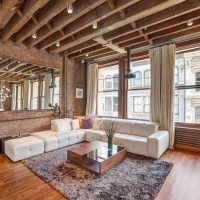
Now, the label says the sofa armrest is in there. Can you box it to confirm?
[147,130,169,159]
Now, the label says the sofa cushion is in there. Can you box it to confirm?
[49,132,69,148]
[51,118,72,133]
[74,129,86,142]
[30,131,59,152]
[113,133,148,156]
[115,121,133,135]
[131,122,159,137]
[72,119,80,130]
[85,129,105,141]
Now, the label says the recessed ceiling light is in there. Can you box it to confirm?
[56,41,60,47]
[5,67,8,70]
[187,20,193,26]
[17,60,21,64]
[93,22,97,29]
[67,5,73,14]
[86,53,89,57]
[32,32,37,39]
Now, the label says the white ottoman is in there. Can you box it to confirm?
[5,136,44,162]
[30,131,59,152]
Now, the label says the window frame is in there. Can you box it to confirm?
[30,80,39,110]
[97,65,119,118]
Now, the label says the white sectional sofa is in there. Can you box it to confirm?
[5,118,169,162]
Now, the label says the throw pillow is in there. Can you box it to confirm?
[82,118,92,129]
[72,119,80,130]
[73,115,85,128]
[92,119,102,130]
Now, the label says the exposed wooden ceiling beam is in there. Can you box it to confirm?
[0,0,18,25]
[68,1,200,58]
[1,0,50,40]
[0,60,16,70]
[39,0,141,50]
[153,25,200,44]
[0,76,20,82]
[93,36,126,53]
[104,0,200,41]
[49,0,186,53]
[15,0,77,43]
[107,0,116,11]
[0,62,26,77]
[25,0,107,48]
[76,48,114,60]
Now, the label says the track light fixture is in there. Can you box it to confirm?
[93,22,97,29]
[187,20,193,26]
[67,4,73,14]
[56,41,60,47]
[32,32,37,39]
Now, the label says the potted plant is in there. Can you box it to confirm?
[102,119,118,150]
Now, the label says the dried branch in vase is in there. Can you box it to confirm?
[102,119,118,139]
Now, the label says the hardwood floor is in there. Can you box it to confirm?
[0,149,200,200]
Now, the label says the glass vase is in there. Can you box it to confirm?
[108,137,113,150]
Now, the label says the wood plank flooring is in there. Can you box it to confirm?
[0,149,200,200]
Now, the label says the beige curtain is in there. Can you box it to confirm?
[86,63,98,115]
[150,44,176,148]
[23,80,31,110]
[11,84,17,111]
[44,73,52,109]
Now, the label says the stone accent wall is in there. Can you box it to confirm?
[0,110,52,138]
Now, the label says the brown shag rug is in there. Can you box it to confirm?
[23,145,172,200]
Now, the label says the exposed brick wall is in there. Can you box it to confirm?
[0,51,86,138]
[0,40,62,69]
[60,56,86,117]
[0,110,52,138]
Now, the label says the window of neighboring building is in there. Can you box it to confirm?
[31,81,39,110]
[195,107,200,123]
[144,69,150,86]
[98,65,119,117]
[53,76,60,105]
[174,95,179,115]
[131,71,142,87]
[175,50,200,124]
[16,84,23,110]
[41,79,45,109]
[196,72,200,91]
[133,96,143,113]
[127,59,150,120]
[175,66,179,85]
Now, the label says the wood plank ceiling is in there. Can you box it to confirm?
[0,0,200,67]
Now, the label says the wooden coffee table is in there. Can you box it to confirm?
[67,141,127,174]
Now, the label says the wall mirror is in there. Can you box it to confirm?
[0,56,60,112]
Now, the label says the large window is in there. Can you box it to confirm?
[127,59,150,120]
[31,81,39,110]
[98,65,119,117]
[53,76,60,105]
[16,84,23,110]
[175,51,200,123]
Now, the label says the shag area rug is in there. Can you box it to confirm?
[23,146,172,200]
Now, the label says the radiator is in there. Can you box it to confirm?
[175,126,200,152]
